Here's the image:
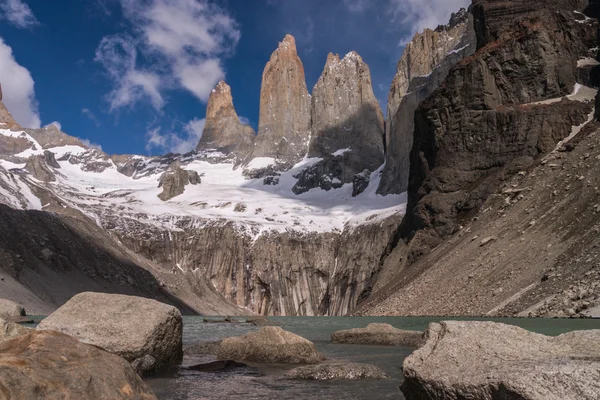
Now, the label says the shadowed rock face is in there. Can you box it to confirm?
[247,34,311,168]
[24,151,61,182]
[158,160,200,201]
[196,81,255,159]
[378,9,476,195]
[401,0,597,257]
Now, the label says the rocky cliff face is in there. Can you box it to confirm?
[0,84,19,130]
[378,9,476,195]
[196,81,255,160]
[246,35,312,172]
[400,0,598,259]
[293,52,385,195]
[158,161,200,201]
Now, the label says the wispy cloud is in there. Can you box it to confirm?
[238,116,251,126]
[82,108,101,126]
[79,138,103,151]
[95,0,240,111]
[0,0,38,28]
[0,38,40,128]
[44,121,61,130]
[343,0,370,12]
[145,117,206,154]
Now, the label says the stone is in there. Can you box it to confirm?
[187,360,248,372]
[37,292,183,376]
[0,317,31,342]
[184,341,222,356]
[217,326,325,364]
[196,81,255,160]
[24,151,60,182]
[285,362,389,380]
[0,330,157,400]
[401,321,600,400]
[157,160,200,201]
[247,34,311,170]
[331,323,423,347]
[0,299,25,318]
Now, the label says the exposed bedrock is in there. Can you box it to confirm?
[111,213,403,316]
[400,0,598,259]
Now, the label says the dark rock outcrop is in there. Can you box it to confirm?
[378,9,476,195]
[293,52,384,195]
[0,330,158,400]
[401,321,600,400]
[196,81,255,159]
[217,326,325,364]
[286,362,389,380]
[158,160,200,201]
[331,323,422,347]
[24,151,61,182]
[401,0,597,257]
[37,292,183,376]
[246,35,311,172]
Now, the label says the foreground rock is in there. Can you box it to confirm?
[217,326,324,364]
[0,330,157,399]
[37,292,183,376]
[331,323,422,347]
[0,317,31,342]
[286,362,388,380]
[401,321,600,400]
[0,299,25,318]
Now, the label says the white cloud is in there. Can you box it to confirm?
[79,138,103,151]
[44,121,61,130]
[82,108,101,126]
[0,0,38,28]
[145,117,206,154]
[96,0,240,110]
[238,116,251,126]
[0,38,40,128]
[343,0,370,12]
[388,0,471,44]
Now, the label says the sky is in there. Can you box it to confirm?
[0,0,470,156]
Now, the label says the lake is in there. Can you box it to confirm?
[146,316,600,400]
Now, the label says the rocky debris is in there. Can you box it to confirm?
[285,362,389,380]
[0,317,31,342]
[379,8,476,195]
[24,151,61,182]
[37,292,183,376]
[0,330,157,400]
[331,323,422,347]
[401,0,597,259]
[401,321,600,400]
[528,277,600,319]
[217,326,325,364]
[158,160,200,201]
[0,299,25,318]
[196,81,255,160]
[295,52,384,194]
[63,148,113,173]
[247,34,311,170]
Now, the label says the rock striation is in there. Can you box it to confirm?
[246,35,311,172]
[378,8,476,195]
[196,81,255,159]
[293,52,385,195]
[401,321,600,400]
[401,0,597,258]
[37,292,183,376]
[0,330,158,399]
[158,160,200,201]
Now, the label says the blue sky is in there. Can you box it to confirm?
[0,0,469,156]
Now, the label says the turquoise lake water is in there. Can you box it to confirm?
[145,316,600,400]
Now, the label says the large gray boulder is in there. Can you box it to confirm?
[285,362,389,380]
[401,321,600,400]
[0,330,157,399]
[0,317,31,343]
[0,299,25,318]
[37,292,183,376]
[331,323,422,347]
[217,326,325,364]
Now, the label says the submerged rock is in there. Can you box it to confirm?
[218,326,325,364]
[285,362,389,380]
[187,360,248,373]
[401,321,600,400]
[331,323,423,347]
[37,292,183,376]
[0,330,157,399]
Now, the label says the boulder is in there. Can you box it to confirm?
[331,323,422,347]
[37,292,183,376]
[401,321,600,400]
[0,298,25,318]
[0,317,31,343]
[217,326,325,364]
[157,160,200,201]
[0,330,157,399]
[285,362,389,380]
